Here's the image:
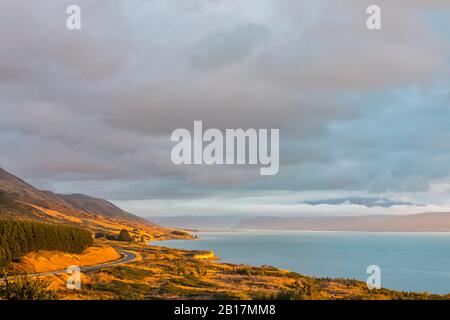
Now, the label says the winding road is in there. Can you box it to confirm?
[1,248,137,280]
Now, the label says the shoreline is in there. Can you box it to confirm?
[7,238,447,299]
[153,230,450,295]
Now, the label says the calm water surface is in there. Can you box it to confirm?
[156,231,450,294]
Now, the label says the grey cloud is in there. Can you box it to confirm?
[255,0,449,90]
[189,23,269,70]
[0,0,449,207]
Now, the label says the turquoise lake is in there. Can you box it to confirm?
[156,231,450,294]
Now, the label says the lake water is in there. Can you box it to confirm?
[156,231,450,294]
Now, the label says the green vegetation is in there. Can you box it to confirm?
[105,266,152,280]
[94,232,108,239]
[171,230,189,237]
[37,243,449,300]
[235,265,289,277]
[0,274,54,300]
[118,229,132,242]
[170,274,216,288]
[271,281,320,300]
[88,280,152,300]
[0,219,93,268]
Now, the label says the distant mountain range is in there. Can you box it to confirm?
[147,215,245,231]
[148,212,450,232]
[237,213,450,232]
[7,162,443,234]
[0,167,168,237]
[303,197,415,208]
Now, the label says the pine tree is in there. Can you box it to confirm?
[118,229,132,242]
[0,219,93,268]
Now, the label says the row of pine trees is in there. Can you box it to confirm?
[0,219,93,268]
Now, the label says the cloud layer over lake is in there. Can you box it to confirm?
[0,0,449,216]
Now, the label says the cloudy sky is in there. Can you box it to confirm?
[0,0,449,217]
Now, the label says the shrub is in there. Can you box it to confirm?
[171,230,189,236]
[118,229,132,242]
[271,281,321,300]
[95,232,107,238]
[0,274,55,300]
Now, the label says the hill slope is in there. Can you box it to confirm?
[0,167,170,238]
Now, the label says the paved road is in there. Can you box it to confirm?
[1,248,137,280]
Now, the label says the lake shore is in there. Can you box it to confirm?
[156,230,450,294]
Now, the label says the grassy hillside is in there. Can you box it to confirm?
[35,242,449,300]
[0,167,180,240]
[0,192,39,218]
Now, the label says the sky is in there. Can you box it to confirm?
[0,0,449,217]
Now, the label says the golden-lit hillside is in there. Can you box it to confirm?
[0,167,181,239]
[24,241,449,300]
